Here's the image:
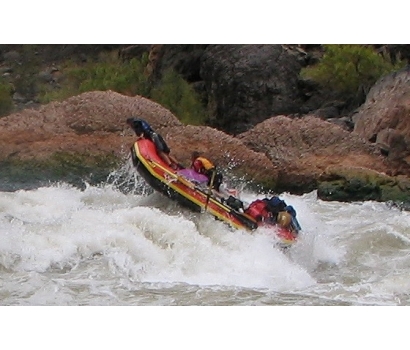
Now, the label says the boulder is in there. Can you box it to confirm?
[353,65,410,174]
[0,91,277,189]
[1,90,410,206]
[200,45,307,134]
[237,115,390,192]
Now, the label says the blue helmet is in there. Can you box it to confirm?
[126,117,153,134]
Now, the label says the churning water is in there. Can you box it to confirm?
[2,164,410,307]
[2,162,409,348]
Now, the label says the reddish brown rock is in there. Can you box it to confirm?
[0,91,182,162]
[237,115,390,191]
[0,90,409,204]
[0,91,278,187]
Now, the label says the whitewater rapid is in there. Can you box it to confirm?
[1,176,410,306]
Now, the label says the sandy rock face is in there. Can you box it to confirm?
[237,115,390,191]
[1,90,409,204]
[0,91,183,161]
[0,91,278,187]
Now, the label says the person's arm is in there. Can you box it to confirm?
[168,154,184,168]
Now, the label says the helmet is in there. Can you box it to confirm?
[127,118,143,134]
[277,211,292,228]
[127,117,152,135]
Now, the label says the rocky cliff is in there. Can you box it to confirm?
[1,45,410,206]
[0,83,409,206]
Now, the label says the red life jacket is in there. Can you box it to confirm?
[244,200,270,222]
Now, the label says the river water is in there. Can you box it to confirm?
[2,162,410,307]
[1,162,409,345]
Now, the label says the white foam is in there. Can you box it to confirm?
[0,185,317,293]
[2,185,409,305]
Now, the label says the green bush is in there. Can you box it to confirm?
[38,52,208,125]
[39,53,151,103]
[0,79,14,117]
[301,45,407,98]
[76,56,151,96]
[150,68,207,125]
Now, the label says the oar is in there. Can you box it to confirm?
[204,170,216,211]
